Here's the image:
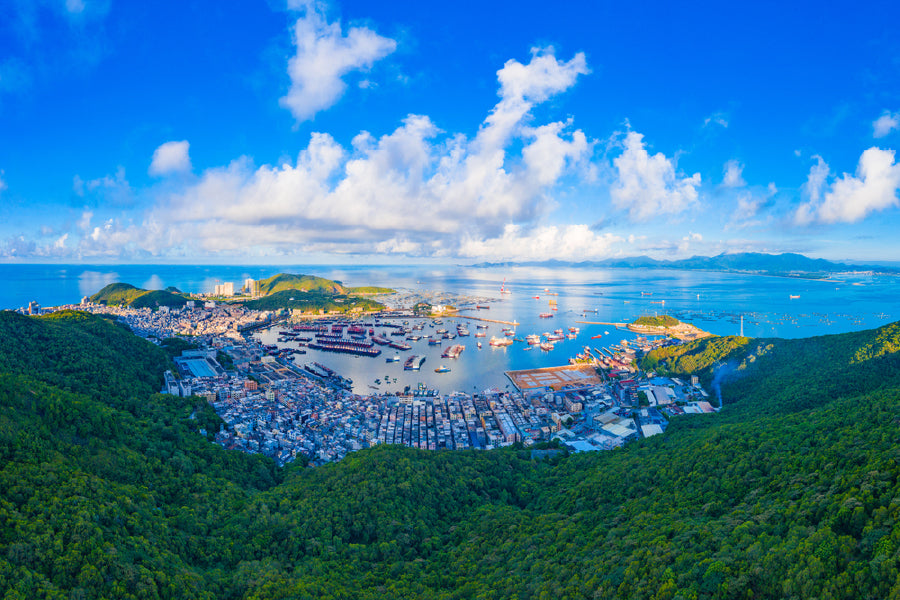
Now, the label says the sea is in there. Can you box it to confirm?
[3,263,898,394]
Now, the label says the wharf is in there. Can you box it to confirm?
[575,320,626,327]
[506,364,605,392]
[459,315,520,326]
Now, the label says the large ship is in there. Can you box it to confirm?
[489,336,513,347]
[441,344,465,359]
[404,355,426,370]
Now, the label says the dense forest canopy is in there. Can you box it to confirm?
[2,309,900,598]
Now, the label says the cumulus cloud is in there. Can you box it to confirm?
[722,159,745,188]
[144,48,589,258]
[610,131,701,221]
[795,148,900,224]
[458,224,621,261]
[280,1,396,122]
[149,140,192,176]
[873,110,899,138]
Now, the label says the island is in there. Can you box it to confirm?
[627,315,712,341]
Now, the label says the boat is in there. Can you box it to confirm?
[591,334,603,339]
[441,344,465,359]
[476,305,490,309]
[533,295,540,299]
[386,354,400,362]
[434,365,451,373]
[790,295,800,299]
[489,336,513,347]
[540,342,554,351]
[404,355,426,370]
[477,342,482,348]
[539,313,554,318]
[500,278,512,295]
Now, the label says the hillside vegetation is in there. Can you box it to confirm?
[255,273,346,296]
[89,283,188,310]
[3,310,900,598]
[634,314,679,327]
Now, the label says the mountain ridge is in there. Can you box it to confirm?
[471,251,899,276]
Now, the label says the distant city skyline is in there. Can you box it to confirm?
[1,0,899,263]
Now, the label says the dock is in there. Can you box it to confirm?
[459,315,520,326]
[575,320,626,327]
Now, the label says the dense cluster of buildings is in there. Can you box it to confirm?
[36,299,714,466]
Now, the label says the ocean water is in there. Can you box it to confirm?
[3,263,898,394]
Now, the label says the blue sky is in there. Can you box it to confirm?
[1,0,899,263]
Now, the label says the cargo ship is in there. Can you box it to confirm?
[308,339,381,357]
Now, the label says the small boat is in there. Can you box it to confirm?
[386,354,400,362]
[790,295,800,299]
[477,342,482,348]
[435,365,451,373]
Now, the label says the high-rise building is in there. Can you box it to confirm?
[244,278,259,297]
[214,282,234,296]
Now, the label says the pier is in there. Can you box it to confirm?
[458,315,520,326]
[575,320,626,327]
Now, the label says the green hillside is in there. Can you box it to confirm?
[634,314,680,327]
[89,282,189,310]
[3,310,900,598]
[255,273,346,296]
[242,289,385,313]
[88,282,146,305]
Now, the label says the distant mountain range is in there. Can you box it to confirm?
[471,252,899,277]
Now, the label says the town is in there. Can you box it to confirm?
[28,294,716,466]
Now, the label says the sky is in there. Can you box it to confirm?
[1,0,899,264]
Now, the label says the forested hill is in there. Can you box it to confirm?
[3,310,900,598]
[89,282,189,310]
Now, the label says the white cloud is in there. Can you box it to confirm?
[703,112,728,128]
[458,224,621,261]
[795,148,900,224]
[873,110,899,138]
[280,1,396,122]
[0,171,6,195]
[73,166,133,205]
[149,140,192,176]
[77,210,93,231]
[722,159,745,188]
[678,231,703,253]
[728,182,777,229]
[610,131,701,221]
[145,48,589,258]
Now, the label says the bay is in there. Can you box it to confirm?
[3,263,898,394]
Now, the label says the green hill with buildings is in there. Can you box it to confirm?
[3,309,900,598]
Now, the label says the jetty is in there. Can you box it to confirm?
[459,315,520,327]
